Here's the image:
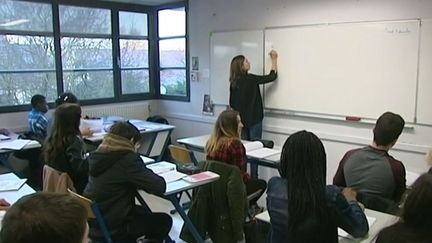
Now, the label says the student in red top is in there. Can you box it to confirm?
[205,110,267,209]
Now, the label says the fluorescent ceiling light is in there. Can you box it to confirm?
[0,19,30,27]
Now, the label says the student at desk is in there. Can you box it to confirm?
[28,94,49,139]
[376,173,432,243]
[48,92,92,137]
[206,110,267,210]
[333,112,406,213]
[44,103,89,194]
[0,192,88,243]
[84,121,172,242]
[266,131,368,243]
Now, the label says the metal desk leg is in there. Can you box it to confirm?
[167,194,204,243]
[249,158,259,179]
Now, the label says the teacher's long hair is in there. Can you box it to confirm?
[205,110,240,155]
[44,103,82,163]
[279,130,328,237]
[229,55,247,88]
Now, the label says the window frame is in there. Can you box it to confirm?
[117,11,151,97]
[0,0,190,113]
[0,1,56,112]
[154,2,190,101]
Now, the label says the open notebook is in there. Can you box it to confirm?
[147,162,187,183]
[0,139,31,150]
[243,141,280,159]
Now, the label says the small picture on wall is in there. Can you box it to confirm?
[202,94,214,116]
[192,56,199,71]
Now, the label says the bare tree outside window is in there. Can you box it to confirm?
[59,6,114,100]
[119,12,150,95]
[0,1,56,106]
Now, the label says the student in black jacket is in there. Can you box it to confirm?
[229,50,278,178]
[84,121,172,242]
[44,103,89,194]
[229,50,278,141]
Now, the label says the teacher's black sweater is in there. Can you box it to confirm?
[229,70,277,127]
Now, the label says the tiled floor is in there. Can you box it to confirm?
[140,191,188,243]
[142,189,267,243]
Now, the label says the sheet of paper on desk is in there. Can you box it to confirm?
[0,178,27,192]
[243,141,280,159]
[0,135,11,141]
[159,170,187,183]
[147,162,176,175]
[140,155,155,164]
[129,120,148,131]
[338,216,376,239]
[0,139,30,150]
[80,119,103,132]
[243,141,264,151]
[247,148,280,159]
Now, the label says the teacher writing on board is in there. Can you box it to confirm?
[229,50,278,141]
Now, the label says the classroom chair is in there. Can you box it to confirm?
[168,144,198,214]
[67,189,113,243]
[247,189,264,219]
[180,160,248,243]
[168,144,198,165]
[43,165,76,193]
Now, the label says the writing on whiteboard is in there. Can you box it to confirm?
[385,27,411,34]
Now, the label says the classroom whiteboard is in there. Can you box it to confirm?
[264,20,419,122]
[210,30,263,105]
[417,19,432,125]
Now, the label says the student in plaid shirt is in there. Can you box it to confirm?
[28,94,49,138]
[206,110,267,208]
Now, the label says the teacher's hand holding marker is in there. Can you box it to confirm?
[269,50,278,73]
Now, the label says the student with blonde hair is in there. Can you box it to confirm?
[426,148,432,174]
[206,110,266,208]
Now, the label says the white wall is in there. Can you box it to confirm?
[158,0,432,183]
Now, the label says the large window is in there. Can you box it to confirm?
[0,1,57,106]
[0,0,189,111]
[157,7,188,98]
[59,6,114,100]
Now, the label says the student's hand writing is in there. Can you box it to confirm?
[269,50,278,59]
[0,198,10,210]
[342,187,357,202]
